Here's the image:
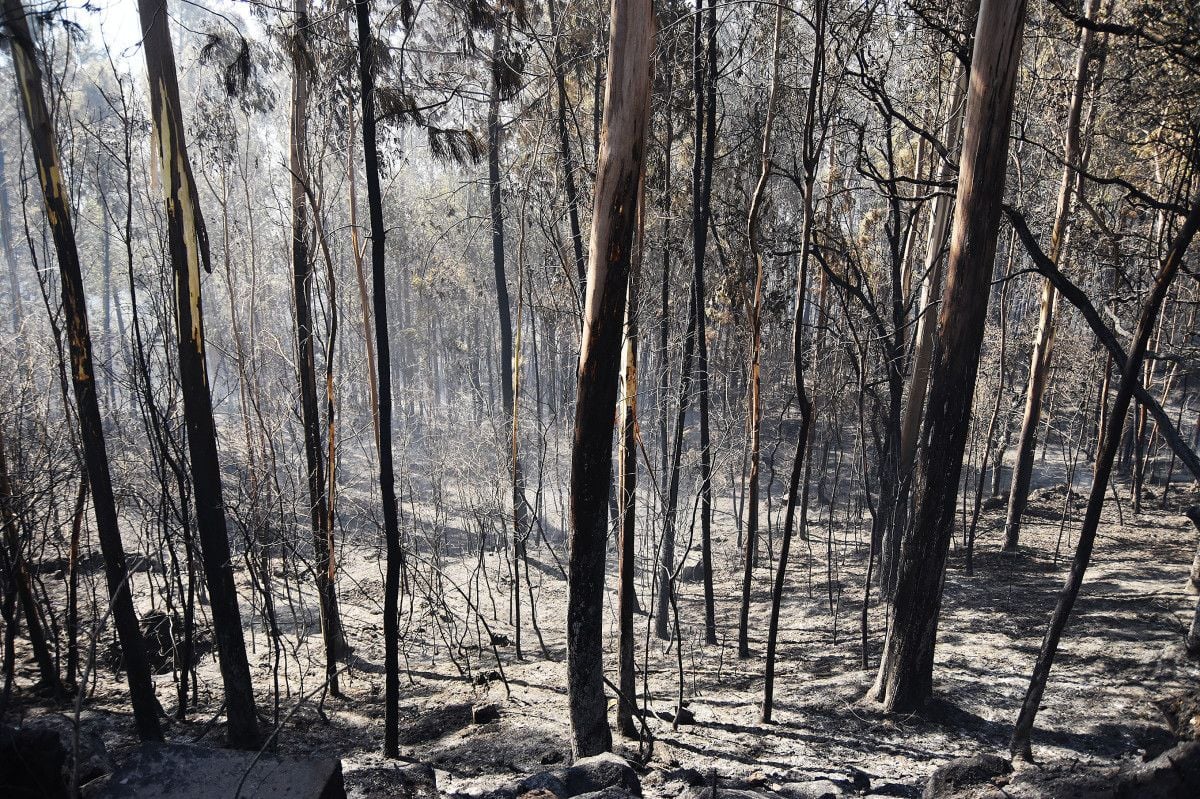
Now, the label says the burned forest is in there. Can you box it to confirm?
[2,0,1200,796]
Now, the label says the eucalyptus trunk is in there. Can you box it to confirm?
[616,174,643,738]
[137,0,259,747]
[289,0,344,692]
[567,0,653,757]
[354,0,405,758]
[9,0,163,737]
[870,0,1027,714]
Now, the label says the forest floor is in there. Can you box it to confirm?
[8,475,1200,797]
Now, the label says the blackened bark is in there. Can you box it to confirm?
[758,0,824,680]
[658,0,717,644]
[1004,0,1100,549]
[289,0,344,693]
[752,0,788,712]
[656,273,696,642]
[6,0,160,738]
[568,0,653,757]
[657,70,673,519]
[742,0,783,663]
[871,0,1027,713]
[488,20,532,661]
[697,0,719,647]
[354,0,405,758]
[892,0,977,595]
[137,0,258,748]
[616,174,643,738]
[1010,196,1200,759]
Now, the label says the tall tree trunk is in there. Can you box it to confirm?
[742,0,784,663]
[748,0,788,690]
[136,0,259,749]
[657,0,717,643]
[6,0,161,738]
[892,54,970,594]
[1003,0,1100,550]
[869,0,1027,713]
[616,172,643,739]
[654,273,696,642]
[761,0,823,707]
[347,99,381,450]
[697,0,719,646]
[355,0,405,758]
[657,66,673,522]
[319,169,343,675]
[488,20,531,660]
[1010,196,1200,759]
[289,0,344,693]
[567,0,653,758]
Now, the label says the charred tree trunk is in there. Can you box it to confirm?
[1011,197,1200,758]
[137,0,261,747]
[870,0,1027,713]
[742,0,784,664]
[567,0,653,757]
[355,0,406,758]
[347,100,381,451]
[138,0,259,747]
[289,0,344,693]
[753,0,792,704]
[658,0,718,643]
[7,0,161,735]
[488,20,532,661]
[762,0,823,705]
[657,69,673,522]
[616,173,643,739]
[655,272,696,642]
[697,0,719,647]
[892,64,968,594]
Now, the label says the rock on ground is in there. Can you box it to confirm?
[399,704,476,746]
[343,757,439,799]
[514,752,641,799]
[922,754,1011,799]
